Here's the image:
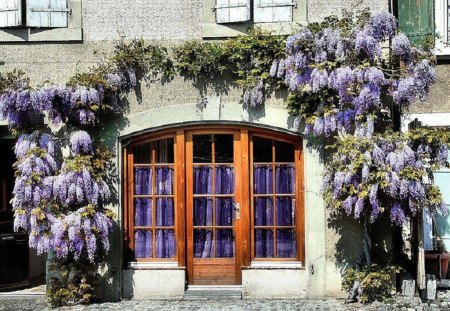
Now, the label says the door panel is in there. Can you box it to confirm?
[186,131,242,285]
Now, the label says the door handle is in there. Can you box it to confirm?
[233,202,240,220]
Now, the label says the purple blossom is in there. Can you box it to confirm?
[393,77,415,105]
[390,203,406,226]
[392,33,411,59]
[310,68,328,92]
[243,81,265,107]
[368,12,397,40]
[355,30,382,59]
[70,131,93,155]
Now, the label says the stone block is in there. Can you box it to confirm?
[242,268,306,299]
[122,269,185,299]
[400,273,416,297]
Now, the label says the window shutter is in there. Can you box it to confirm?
[0,0,22,28]
[253,0,295,23]
[26,0,69,28]
[215,0,250,24]
[397,0,434,46]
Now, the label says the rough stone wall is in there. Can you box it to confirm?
[408,64,450,113]
[307,0,389,23]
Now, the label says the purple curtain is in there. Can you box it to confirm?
[135,230,152,258]
[254,165,273,194]
[254,164,296,258]
[135,198,152,226]
[275,165,295,194]
[193,166,235,258]
[135,167,152,195]
[156,167,173,195]
[134,166,175,259]
[194,166,212,194]
[215,166,234,194]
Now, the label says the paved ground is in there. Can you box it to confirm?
[0,296,448,311]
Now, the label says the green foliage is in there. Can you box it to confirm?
[0,69,29,93]
[342,264,400,304]
[47,259,97,307]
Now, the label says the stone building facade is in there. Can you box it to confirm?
[0,0,396,301]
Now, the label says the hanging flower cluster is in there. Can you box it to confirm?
[0,67,137,131]
[273,11,436,137]
[12,131,113,262]
[321,129,449,226]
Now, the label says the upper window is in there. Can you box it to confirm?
[215,0,295,24]
[202,0,306,38]
[0,0,82,42]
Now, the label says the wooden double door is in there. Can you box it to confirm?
[185,130,247,285]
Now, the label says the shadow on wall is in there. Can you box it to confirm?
[328,212,394,274]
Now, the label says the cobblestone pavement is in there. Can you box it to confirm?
[1,296,450,311]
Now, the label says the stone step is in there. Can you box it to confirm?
[184,286,242,300]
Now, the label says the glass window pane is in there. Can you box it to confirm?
[134,198,152,227]
[254,197,274,226]
[156,167,174,195]
[135,230,152,258]
[276,229,296,258]
[275,141,295,162]
[134,143,151,164]
[254,165,273,194]
[156,229,175,258]
[275,165,295,194]
[194,197,213,226]
[216,198,234,226]
[216,229,234,257]
[215,166,234,194]
[194,229,213,258]
[156,198,174,226]
[255,229,274,258]
[253,137,272,162]
[276,197,294,226]
[214,134,234,163]
[155,138,174,163]
[194,135,212,163]
[194,166,213,194]
[134,167,152,195]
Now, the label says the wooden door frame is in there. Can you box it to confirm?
[122,125,305,281]
[185,129,244,285]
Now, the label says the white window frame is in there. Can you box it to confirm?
[0,0,82,42]
[202,0,306,38]
[435,0,450,57]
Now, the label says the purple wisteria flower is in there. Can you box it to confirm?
[70,130,93,155]
[392,33,411,59]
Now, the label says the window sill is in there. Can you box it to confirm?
[126,262,184,270]
[243,261,304,270]
[0,27,82,42]
[201,21,304,38]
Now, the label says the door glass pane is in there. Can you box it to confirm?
[215,166,234,194]
[134,143,151,164]
[275,165,295,194]
[194,135,212,163]
[155,138,174,163]
[276,229,296,258]
[156,167,174,195]
[134,167,152,195]
[276,197,294,226]
[134,198,152,226]
[275,141,295,162]
[254,165,273,194]
[254,197,274,226]
[194,198,213,226]
[135,230,152,258]
[156,229,175,258]
[156,198,174,226]
[214,134,234,163]
[194,166,213,194]
[216,229,234,257]
[216,198,234,226]
[255,229,274,258]
[194,229,213,258]
[253,137,272,162]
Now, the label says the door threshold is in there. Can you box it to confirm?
[187,285,242,291]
